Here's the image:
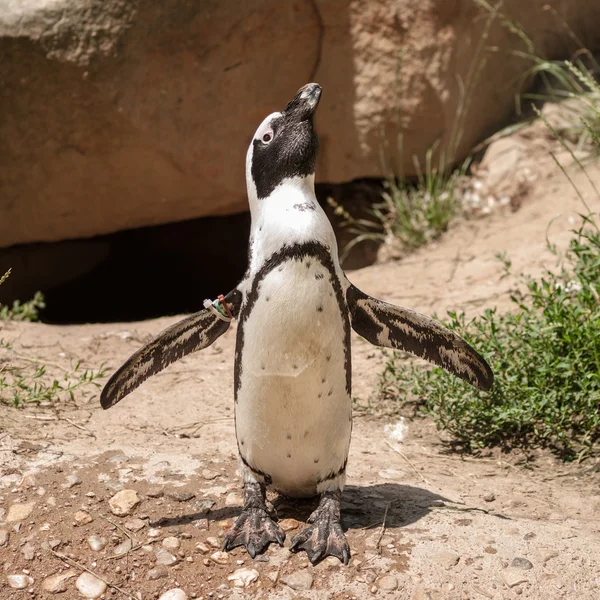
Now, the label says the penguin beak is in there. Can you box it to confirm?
[284,83,322,122]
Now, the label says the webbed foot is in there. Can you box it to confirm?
[290,490,350,565]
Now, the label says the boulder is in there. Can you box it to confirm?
[1,0,599,247]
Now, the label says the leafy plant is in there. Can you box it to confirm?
[380,224,600,459]
[0,268,107,406]
[0,269,46,322]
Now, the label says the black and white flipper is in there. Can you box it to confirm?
[346,283,493,391]
[100,289,242,409]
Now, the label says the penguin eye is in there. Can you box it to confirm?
[261,130,273,144]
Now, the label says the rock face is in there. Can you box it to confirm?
[1,0,599,247]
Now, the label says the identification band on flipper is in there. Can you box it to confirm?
[203,294,234,322]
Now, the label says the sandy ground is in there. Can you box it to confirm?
[1,122,600,599]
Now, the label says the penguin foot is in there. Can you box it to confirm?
[222,508,285,558]
[290,490,350,565]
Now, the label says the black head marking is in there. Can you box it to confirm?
[251,83,321,199]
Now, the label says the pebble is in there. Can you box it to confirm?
[195,542,210,554]
[206,536,221,548]
[483,492,496,502]
[21,542,35,560]
[163,536,181,551]
[377,575,398,591]
[158,589,187,600]
[124,518,146,532]
[7,574,34,589]
[108,489,140,516]
[511,557,533,570]
[431,550,460,569]
[279,518,299,532]
[281,571,314,591]
[225,493,243,507]
[227,567,259,587]
[147,567,168,580]
[193,498,215,513]
[210,551,230,565]
[41,569,78,593]
[63,474,82,489]
[155,547,179,566]
[76,572,107,598]
[167,490,195,502]
[7,501,35,522]
[202,469,219,480]
[114,538,133,556]
[147,487,164,498]
[49,538,62,549]
[499,569,528,588]
[537,549,559,564]
[87,535,107,551]
[74,510,93,525]
[0,530,9,547]
[148,528,161,538]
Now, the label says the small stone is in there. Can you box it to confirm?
[210,551,230,565]
[148,528,161,538]
[87,535,107,551]
[113,538,133,556]
[206,536,221,548]
[108,489,140,516]
[193,498,215,513]
[158,589,187,600]
[499,569,528,588]
[166,490,195,502]
[7,502,35,522]
[146,487,164,498]
[537,549,559,564]
[48,538,62,549]
[41,569,78,593]
[7,574,34,589]
[279,518,299,532]
[147,567,168,580]
[377,575,398,591]
[74,510,93,525]
[225,493,242,507]
[483,492,496,502]
[21,542,35,560]
[281,571,314,591]
[76,572,107,598]
[432,550,460,569]
[511,557,533,570]
[0,530,9,547]
[195,542,210,554]
[63,474,82,489]
[155,547,178,566]
[194,518,209,530]
[267,571,279,583]
[163,536,181,551]
[202,469,219,480]
[227,567,259,587]
[124,518,146,532]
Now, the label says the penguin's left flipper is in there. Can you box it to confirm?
[346,283,494,391]
[100,289,242,409]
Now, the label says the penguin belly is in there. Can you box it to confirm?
[235,257,351,498]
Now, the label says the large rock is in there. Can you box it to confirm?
[1,0,599,247]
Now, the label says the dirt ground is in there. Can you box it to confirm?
[2,120,600,599]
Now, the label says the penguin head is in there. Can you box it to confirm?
[246,83,321,202]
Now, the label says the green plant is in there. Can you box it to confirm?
[380,224,600,459]
[0,269,46,322]
[0,268,107,406]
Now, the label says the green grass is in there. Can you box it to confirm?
[0,268,107,407]
[380,223,600,459]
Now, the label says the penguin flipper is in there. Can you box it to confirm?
[345,283,493,391]
[100,289,242,409]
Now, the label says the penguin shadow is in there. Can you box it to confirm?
[148,483,448,533]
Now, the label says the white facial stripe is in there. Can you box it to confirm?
[254,112,282,141]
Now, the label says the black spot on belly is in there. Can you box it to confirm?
[306,261,312,269]
[304,430,309,438]
[292,364,298,370]
[287,452,292,458]
[326,355,331,362]
[266,296,270,302]
[315,272,324,280]
[318,392,322,398]
[328,389,333,396]
[321,377,326,384]
[286,433,292,440]
[240,440,245,446]
[261,363,265,370]
[317,306,323,312]
[314,458,319,464]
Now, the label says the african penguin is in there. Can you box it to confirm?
[100,83,493,566]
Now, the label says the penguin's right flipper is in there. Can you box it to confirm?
[346,283,493,391]
[100,289,242,409]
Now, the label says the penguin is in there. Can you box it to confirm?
[100,83,493,566]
